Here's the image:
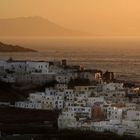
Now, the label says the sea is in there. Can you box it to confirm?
[0,37,140,83]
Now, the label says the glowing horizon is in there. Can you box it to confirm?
[1,0,140,36]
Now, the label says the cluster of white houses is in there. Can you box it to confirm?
[0,59,140,137]
[0,58,102,85]
[15,84,140,137]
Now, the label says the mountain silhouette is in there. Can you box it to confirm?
[0,42,37,52]
[0,16,91,37]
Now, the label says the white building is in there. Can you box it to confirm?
[106,106,125,120]
[126,110,140,121]
[125,103,136,111]
[92,120,125,136]
[26,61,49,74]
[27,89,65,110]
[74,96,87,107]
[53,95,64,109]
[29,92,47,102]
[75,86,96,92]
[4,60,26,73]
[87,97,104,106]
[103,83,124,91]
[64,89,75,101]
[55,84,68,91]
[56,72,77,84]
[15,101,42,109]
[67,106,92,118]
[58,111,77,129]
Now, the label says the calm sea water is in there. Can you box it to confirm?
[0,37,140,82]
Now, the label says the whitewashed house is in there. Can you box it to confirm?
[58,111,77,129]
[87,97,104,106]
[103,83,124,91]
[55,84,68,91]
[64,89,75,101]
[67,106,92,118]
[56,72,77,84]
[28,92,46,102]
[126,110,140,121]
[125,103,137,111]
[74,96,87,107]
[15,101,42,109]
[4,60,26,73]
[53,95,64,109]
[26,61,49,74]
[106,106,125,120]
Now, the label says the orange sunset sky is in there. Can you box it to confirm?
[1,0,140,36]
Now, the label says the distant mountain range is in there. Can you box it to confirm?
[0,16,91,37]
[0,42,37,52]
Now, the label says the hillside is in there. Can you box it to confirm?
[0,17,91,37]
[0,42,37,52]
[0,81,25,102]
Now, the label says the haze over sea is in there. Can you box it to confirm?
[0,37,140,83]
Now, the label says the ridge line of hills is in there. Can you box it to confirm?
[0,16,92,37]
[0,41,37,52]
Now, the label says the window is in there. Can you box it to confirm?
[136,113,139,116]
